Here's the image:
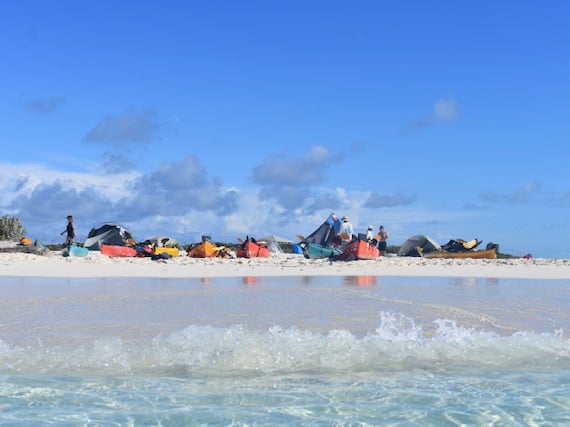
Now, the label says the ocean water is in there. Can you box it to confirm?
[1,275,569,425]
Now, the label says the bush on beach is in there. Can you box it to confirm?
[0,215,27,241]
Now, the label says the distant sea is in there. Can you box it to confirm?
[1,275,569,424]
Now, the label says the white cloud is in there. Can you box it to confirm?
[432,99,459,122]
[409,98,460,130]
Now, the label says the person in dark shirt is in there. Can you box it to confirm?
[61,215,76,246]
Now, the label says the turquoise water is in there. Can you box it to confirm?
[1,276,570,425]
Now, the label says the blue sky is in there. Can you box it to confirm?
[1,1,569,257]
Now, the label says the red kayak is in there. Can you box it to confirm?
[101,244,137,257]
[236,237,270,258]
[334,239,379,261]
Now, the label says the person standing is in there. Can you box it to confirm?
[340,216,354,243]
[61,215,76,246]
[377,225,389,255]
[366,225,374,241]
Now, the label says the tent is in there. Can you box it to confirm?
[398,235,441,257]
[83,224,135,250]
[300,217,336,247]
[258,235,293,253]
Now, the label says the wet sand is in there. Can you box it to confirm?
[1,273,569,348]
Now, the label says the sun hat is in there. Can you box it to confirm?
[341,216,349,221]
[368,225,373,229]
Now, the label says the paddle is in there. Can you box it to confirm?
[296,234,305,241]
[237,237,244,243]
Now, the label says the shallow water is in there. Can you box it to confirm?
[1,275,569,425]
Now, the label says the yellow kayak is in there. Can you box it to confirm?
[419,247,497,259]
[153,247,180,257]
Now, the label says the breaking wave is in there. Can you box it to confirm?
[1,312,569,376]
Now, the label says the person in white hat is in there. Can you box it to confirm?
[366,225,374,241]
[339,216,354,243]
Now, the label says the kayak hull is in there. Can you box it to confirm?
[101,244,137,257]
[335,239,379,261]
[303,242,342,259]
[188,241,224,258]
[421,248,498,259]
[62,245,89,257]
[154,247,180,257]
[236,241,270,258]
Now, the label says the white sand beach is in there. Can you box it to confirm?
[1,250,570,279]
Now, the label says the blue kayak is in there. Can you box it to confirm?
[62,245,89,257]
[302,242,342,259]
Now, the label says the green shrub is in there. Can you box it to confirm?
[0,215,27,241]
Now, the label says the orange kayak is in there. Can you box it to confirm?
[188,241,225,258]
[101,244,137,257]
[335,239,379,261]
[236,239,270,258]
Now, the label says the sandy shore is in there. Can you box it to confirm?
[1,250,570,279]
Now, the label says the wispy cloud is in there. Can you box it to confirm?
[409,98,460,130]
[557,191,570,207]
[252,145,344,210]
[364,191,417,208]
[251,145,343,187]
[480,182,540,204]
[84,108,162,144]
[24,96,66,114]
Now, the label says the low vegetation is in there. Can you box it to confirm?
[0,215,27,241]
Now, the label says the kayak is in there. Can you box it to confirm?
[236,238,270,258]
[188,241,225,258]
[62,245,89,257]
[101,244,137,257]
[302,242,342,259]
[420,247,498,259]
[154,247,180,257]
[334,239,379,261]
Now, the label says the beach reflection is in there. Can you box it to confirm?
[243,276,258,285]
[449,277,500,287]
[449,277,477,287]
[344,276,378,287]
